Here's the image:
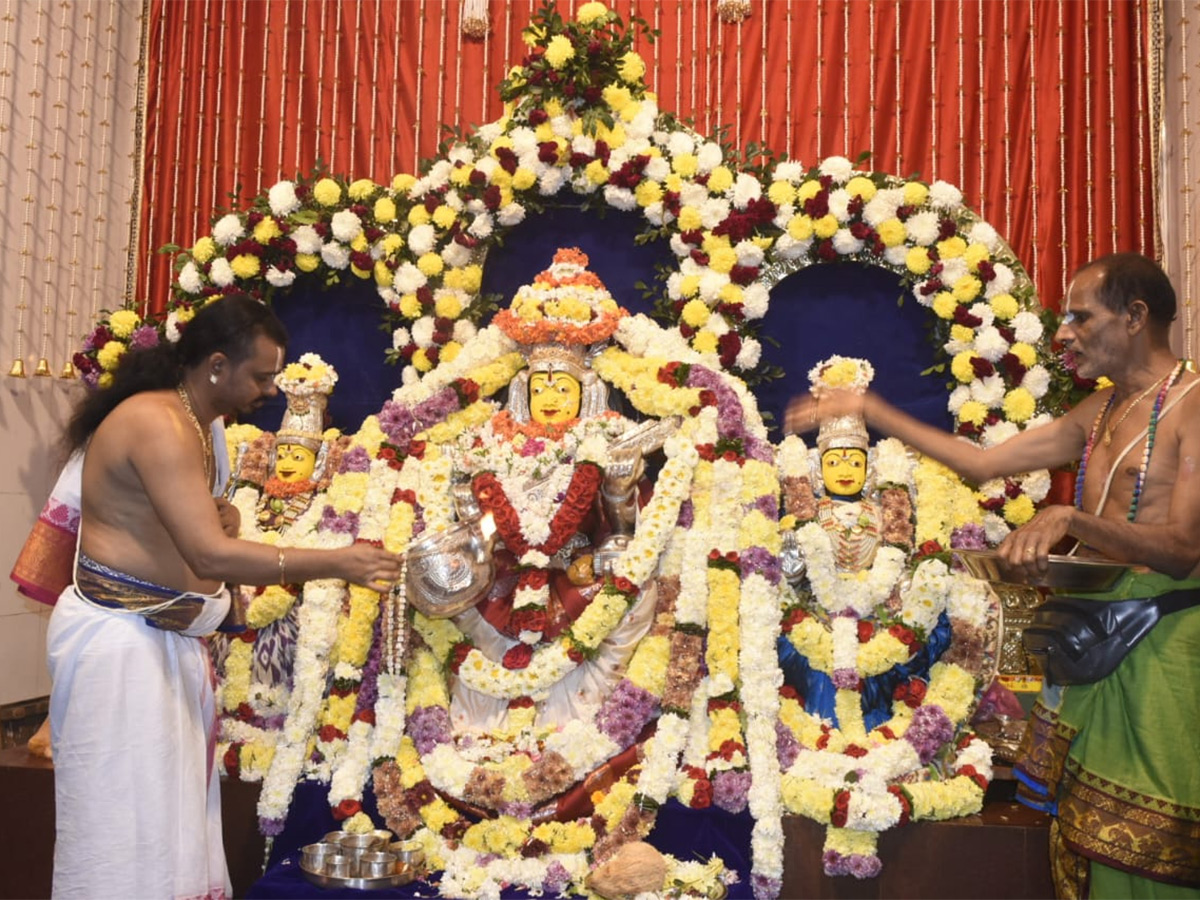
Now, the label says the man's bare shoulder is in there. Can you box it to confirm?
[1167,370,1200,431]
[1062,384,1111,422]
[92,390,187,453]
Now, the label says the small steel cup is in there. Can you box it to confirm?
[390,839,424,871]
[322,830,346,845]
[339,832,385,853]
[300,843,334,872]
[324,854,351,878]
[360,851,396,878]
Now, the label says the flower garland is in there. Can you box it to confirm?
[778,661,994,877]
[409,414,696,703]
[144,2,1032,891]
[217,421,348,786]
[250,420,394,834]
[775,433,998,877]
[362,302,782,894]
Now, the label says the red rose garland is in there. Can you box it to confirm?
[471,462,603,647]
[471,462,603,559]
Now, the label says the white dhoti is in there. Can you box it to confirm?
[47,573,231,900]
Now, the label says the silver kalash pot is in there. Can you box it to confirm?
[404,512,498,618]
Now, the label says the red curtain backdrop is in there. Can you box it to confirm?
[138,0,1154,317]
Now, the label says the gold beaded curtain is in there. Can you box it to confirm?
[0,0,143,381]
[136,0,1154,316]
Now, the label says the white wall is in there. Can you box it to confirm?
[0,382,77,704]
[0,0,143,705]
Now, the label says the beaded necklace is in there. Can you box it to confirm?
[1074,361,1185,521]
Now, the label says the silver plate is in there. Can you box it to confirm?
[955,548,1129,592]
[299,861,415,891]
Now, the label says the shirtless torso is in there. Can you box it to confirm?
[80,389,225,593]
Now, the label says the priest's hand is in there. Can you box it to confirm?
[996,505,1074,578]
[784,389,867,435]
[215,498,241,538]
[337,544,405,593]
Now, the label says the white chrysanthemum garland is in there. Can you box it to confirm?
[775,432,998,877]
[767,168,1056,535]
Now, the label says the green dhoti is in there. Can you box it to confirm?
[1016,572,1200,898]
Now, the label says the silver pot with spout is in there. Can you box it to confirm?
[405,512,498,618]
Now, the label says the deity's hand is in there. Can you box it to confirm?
[996,505,1074,578]
[215,497,241,538]
[604,445,645,497]
[779,528,806,585]
[338,544,405,593]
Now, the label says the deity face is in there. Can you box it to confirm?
[529,371,582,424]
[275,442,317,483]
[821,448,868,498]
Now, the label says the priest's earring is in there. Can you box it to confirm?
[209,373,218,384]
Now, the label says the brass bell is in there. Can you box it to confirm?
[60,360,77,379]
[8,358,26,378]
[34,357,52,377]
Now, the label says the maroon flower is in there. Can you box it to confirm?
[830,789,851,827]
[449,641,472,674]
[319,724,346,743]
[333,798,362,821]
[503,644,533,670]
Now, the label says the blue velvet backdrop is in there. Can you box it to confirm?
[248,203,950,441]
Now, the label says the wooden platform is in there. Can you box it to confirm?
[1,745,1051,899]
[781,797,1055,899]
[0,746,264,900]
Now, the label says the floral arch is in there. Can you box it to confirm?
[80,2,1059,536]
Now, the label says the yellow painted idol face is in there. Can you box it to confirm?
[821,448,868,498]
[529,371,582,425]
[275,443,317,483]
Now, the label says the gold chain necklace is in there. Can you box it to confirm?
[1102,371,1171,446]
[176,384,215,486]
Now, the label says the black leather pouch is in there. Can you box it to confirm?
[1023,589,1200,685]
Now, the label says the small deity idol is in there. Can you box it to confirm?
[778,356,930,726]
[254,356,342,532]
[776,356,999,877]
[813,404,883,572]
[214,355,346,766]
